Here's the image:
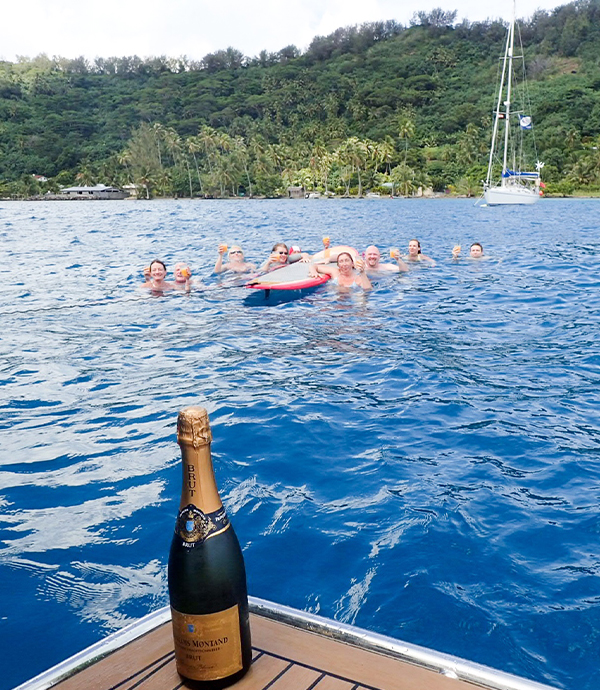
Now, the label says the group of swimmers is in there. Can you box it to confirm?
[142,261,195,292]
[141,238,485,293]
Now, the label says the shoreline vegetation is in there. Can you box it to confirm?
[2,2,600,201]
[5,190,600,202]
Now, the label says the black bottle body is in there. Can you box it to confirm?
[168,514,251,689]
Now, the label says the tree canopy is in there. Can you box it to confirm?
[1,0,600,198]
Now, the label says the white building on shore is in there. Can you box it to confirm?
[60,184,129,199]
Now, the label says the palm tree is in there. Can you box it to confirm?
[565,129,580,152]
[186,135,204,196]
[398,115,415,166]
[337,137,369,196]
[214,132,235,196]
[379,137,396,174]
[151,123,165,169]
[413,168,432,196]
[266,143,291,175]
[117,150,131,180]
[452,177,481,197]
[75,163,95,186]
[197,126,220,174]
[566,157,597,187]
[333,147,353,197]
[231,136,252,197]
[158,127,183,196]
[136,165,156,199]
[309,143,328,190]
[390,163,416,197]
[456,123,483,169]
[314,147,334,194]
[248,137,275,181]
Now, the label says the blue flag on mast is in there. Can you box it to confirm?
[519,115,532,130]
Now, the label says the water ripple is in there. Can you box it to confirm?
[1,199,599,690]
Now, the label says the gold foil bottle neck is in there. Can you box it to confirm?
[177,407,213,448]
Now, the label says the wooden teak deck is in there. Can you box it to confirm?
[17,598,557,690]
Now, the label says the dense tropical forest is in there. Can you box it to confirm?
[1,0,600,199]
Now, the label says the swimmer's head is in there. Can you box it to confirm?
[228,245,244,259]
[470,243,483,258]
[272,243,289,262]
[289,245,301,254]
[408,239,421,255]
[365,246,380,267]
[149,260,167,279]
[337,252,355,271]
[174,262,190,281]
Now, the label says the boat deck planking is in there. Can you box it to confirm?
[52,613,475,690]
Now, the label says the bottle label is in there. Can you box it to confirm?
[176,504,230,544]
[171,604,243,681]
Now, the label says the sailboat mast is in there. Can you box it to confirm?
[502,0,517,185]
[486,8,511,187]
[483,0,540,205]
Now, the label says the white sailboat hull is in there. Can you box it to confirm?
[484,184,539,205]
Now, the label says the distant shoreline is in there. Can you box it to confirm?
[3,193,599,202]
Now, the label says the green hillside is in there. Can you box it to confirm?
[1,1,600,198]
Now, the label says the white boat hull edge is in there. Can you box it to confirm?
[484,185,539,206]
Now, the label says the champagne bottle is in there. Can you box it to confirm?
[168,407,252,689]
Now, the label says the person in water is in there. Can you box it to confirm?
[311,244,360,264]
[173,262,196,291]
[452,243,484,259]
[214,244,256,274]
[309,251,371,290]
[260,243,310,271]
[364,245,408,274]
[405,239,436,265]
[142,260,175,292]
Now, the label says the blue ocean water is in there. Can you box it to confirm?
[0,198,598,690]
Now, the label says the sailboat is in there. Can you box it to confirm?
[483,1,543,205]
